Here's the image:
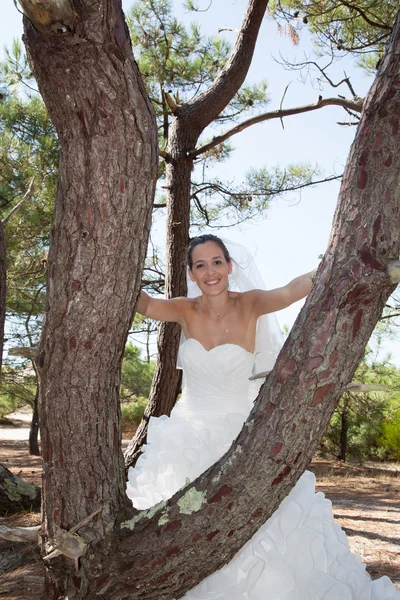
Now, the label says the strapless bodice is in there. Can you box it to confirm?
[178,338,255,418]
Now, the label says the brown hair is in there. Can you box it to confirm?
[187,235,231,270]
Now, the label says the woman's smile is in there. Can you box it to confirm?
[204,278,221,286]
[189,241,232,294]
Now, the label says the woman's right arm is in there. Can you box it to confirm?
[136,290,188,323]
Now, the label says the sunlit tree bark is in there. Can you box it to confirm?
[20,0,400,597]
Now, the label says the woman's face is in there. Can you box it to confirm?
[189,241,232,296]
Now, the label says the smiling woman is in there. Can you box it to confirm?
[137,234,314,353]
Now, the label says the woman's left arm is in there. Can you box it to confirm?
[249,270,316,317]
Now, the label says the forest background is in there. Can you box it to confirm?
[1,0,400,463]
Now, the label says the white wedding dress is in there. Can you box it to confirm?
[126,339,399,600]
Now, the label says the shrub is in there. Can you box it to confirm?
[379,420,400,460]
[121,396,148,426]
[120,343,155,400]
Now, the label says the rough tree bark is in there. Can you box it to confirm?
[20,0,158,597]
[124,0,271,469]
[21,0,400,598]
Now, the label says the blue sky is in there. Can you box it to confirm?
[2,1,399,364]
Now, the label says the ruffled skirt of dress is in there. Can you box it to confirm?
[126,401,399,600]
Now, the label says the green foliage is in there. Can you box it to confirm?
[128,0,230,94]
[121,343,155,401]
[323,398,386,461]
[0,344,154,424]
[320,354,400,462]
[120,343,154,426]
[0,392,18,418]
[190,162,324,227]
[0,38,36,95]
[380,417,400,460]
[121,396,148,426]
[128,0,268,121]
[269,0,395,71]
[127,0,270,192]
[0,42,58,346]
[246,162,322,200]
[128,0,315,232]
[0,362,36,417]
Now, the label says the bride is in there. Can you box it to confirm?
[127,234,399,600]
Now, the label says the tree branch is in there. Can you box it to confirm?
[339,0,393,32]
[189,96,363,158]
[274,54,359,100]
[380,312,400,320]
[1,177,34,225]
[8,346,40,359]
[346,383,388,392]
[191,174,343,203]
[184,0,269,131]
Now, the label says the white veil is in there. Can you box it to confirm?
[179,238,283,376]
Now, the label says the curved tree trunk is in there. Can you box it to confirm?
[124,0,270,469]
[21,0,400,597]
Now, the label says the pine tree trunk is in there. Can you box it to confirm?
[21,1,158,596]
[338,395,349,461]
[29,385,40,457]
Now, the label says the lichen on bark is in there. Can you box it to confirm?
[121,500,168,530]
[177,487,207,515]
[2,470,37,501]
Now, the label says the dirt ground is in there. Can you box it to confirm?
[1,431,399,599]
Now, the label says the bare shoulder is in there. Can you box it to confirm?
[185,296,201,310]
[238,289,265,306]
[240,289,281,317]
[172,296,195,317]
[229,290,262,314]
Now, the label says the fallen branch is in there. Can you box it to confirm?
[0,524,40,542]
[0,503,101,576]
